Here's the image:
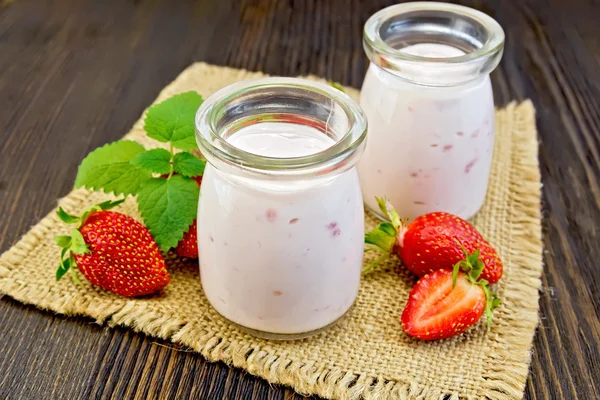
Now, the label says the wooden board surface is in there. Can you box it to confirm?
[0,0,599,399]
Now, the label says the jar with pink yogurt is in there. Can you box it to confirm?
[195,78,367,339]
[359,2,505,220]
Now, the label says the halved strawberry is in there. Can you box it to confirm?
[365,197,503,283]
[401,260,500,341]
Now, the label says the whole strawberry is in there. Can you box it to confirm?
[365,197,503,284]
[54,199,170,297]
[401,260,500,341]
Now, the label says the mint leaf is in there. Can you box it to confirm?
[74,141,152,196]
[143,91,203,151]
[130,148,172,175]
[173,152,206,177]
[137,175,199,251]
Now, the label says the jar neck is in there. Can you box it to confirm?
[363,2,504,87]
[195,78,367,181]
[370,62,490,92]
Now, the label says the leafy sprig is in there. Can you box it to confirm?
[73,91,205,252]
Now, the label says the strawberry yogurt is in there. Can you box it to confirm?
[195,78,367,339]
[360,3,504,220]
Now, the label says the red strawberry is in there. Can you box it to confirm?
[175,220,198,258]
[401,261,500,341]
[191,175,202,187]
[365,197,503,283]
[54,199,170,297]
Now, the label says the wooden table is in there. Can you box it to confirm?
[0,0,598,399]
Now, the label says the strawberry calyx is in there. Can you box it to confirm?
[451,248,501,327]
[363,197,406,274]
[54,199,125,282]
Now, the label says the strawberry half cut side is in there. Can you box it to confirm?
[400,257,500,341]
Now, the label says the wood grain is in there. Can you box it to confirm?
[0,0,598,399]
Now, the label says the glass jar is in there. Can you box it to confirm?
[358,2,504,221]
[195,77,367,340]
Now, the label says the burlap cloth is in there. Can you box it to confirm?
[0,63,543,400]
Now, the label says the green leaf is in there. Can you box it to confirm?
[79,207,100,228]
[143,91,203,151]
[70,229,90,255]
[328,80,345,92]
[378,222,397,237]
[54,235,72,248]
[469,251,484,281]
[361,253,389,275]
[365,224,397,253]
[173,152,206,177]
[137,175,200,252]
[130,148,172,175]
[452,262,461,287]
[56,248,71,280]
[97,199,126,210]
[57,208,79,224]
[375,197,401,229]
[74,140,152,196]
[69,252,83,285]
[480,282,500,327]
[467,249,481,266]
[484,287,497,327]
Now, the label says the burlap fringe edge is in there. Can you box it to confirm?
[0,100,543,400]
[479,100,543,400]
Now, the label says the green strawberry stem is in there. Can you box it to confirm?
[452,251,501,327]
[69,252,82,285]
[362,252,390,275]
[363,197,405,274]
[54,199,125,281]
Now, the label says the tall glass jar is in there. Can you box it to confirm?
[195,78,367,339]
[358,2,504,221]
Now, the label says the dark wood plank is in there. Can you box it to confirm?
[0,0,598,399]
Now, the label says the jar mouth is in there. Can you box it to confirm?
[363,2,505,86]
[195,77,367,180]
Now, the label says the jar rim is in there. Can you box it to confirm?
[363,2,505,86]
[195,77,367,179]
